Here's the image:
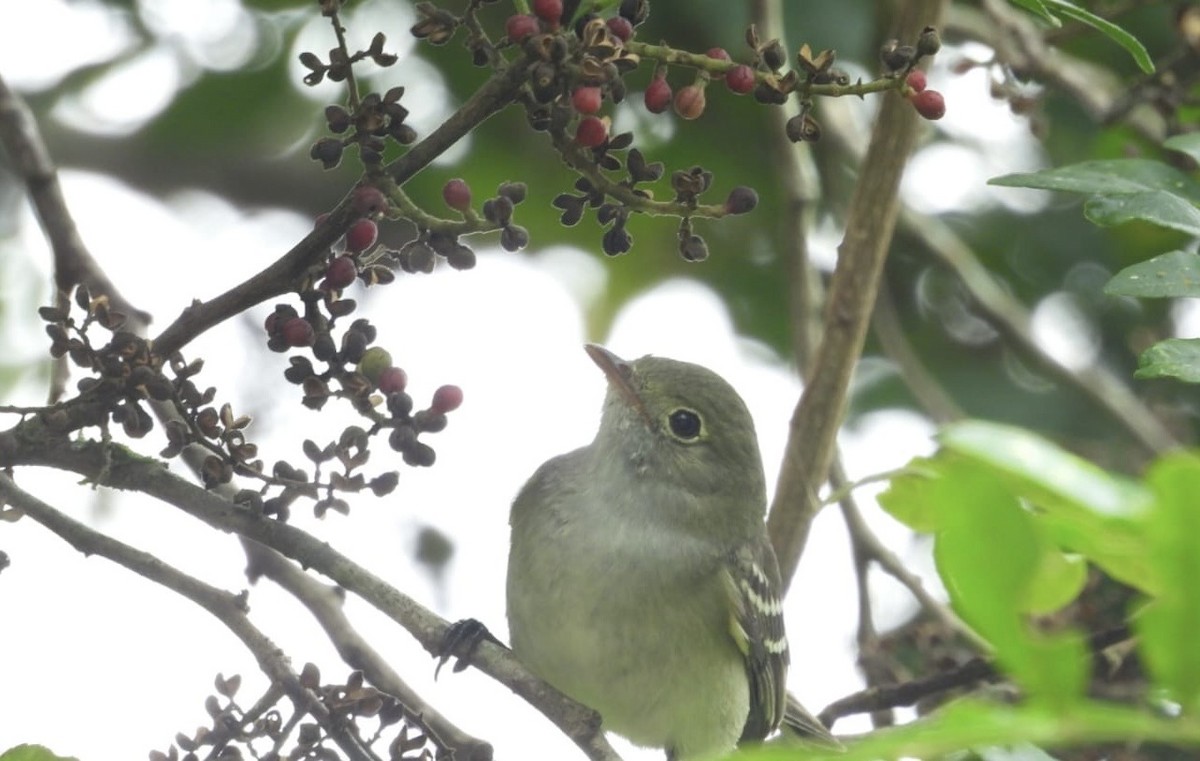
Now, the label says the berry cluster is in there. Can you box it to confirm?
[880,26,946,121]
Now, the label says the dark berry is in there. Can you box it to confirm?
[905,69,927,93]
[572,86,603,115]
[911,89,945,120]
[431,384,463,414]
[705,47,730,61]
[533,0,562,26]
[505,14,538,43]
[281,318,315,348]
[575,115,608,147]
[606,16,633,42]
[644,75,672,114]
[917,26,941,58]
[724,186,758,215]
[352,186,387,216]
[725,64,755,94]
[377,366,408,395]
[346,218,378,253]
[442,178,472,211]
[324,256,357,289]
[673,85,706,120]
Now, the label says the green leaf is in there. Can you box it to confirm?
[1135,338,1200,383]
[734,700,1200,760]
[1165,133,1200,165]
[1105,250,1200,298]
[1043,0,1154,73]
[938,421,1148,520]
[1137,454,1200,710]
[1007,0,1061,25]
[937,421,1155,593]
[876,456,947,532]
[931,463,1087,701]
[0,746,79,761]
[990,160,1200,203]
[1023,550,1087,615]
[1084,192,1200,236]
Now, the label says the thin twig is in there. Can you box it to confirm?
[243,540,495,761]
[0,473,378,761]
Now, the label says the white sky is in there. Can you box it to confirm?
[0,2,1081,759]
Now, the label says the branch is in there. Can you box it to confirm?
[818,624,1132,728]
[768,0,951,588]
[242,540,494,761]
[150,59,532,360]
[2,439,621,761]
[0,473,378,761]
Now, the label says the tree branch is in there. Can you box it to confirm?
[0,473,378,761]
[150,59,532,360]
[768,0,950,589]
[0,438,621,761]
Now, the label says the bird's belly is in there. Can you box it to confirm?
[509,563,748,755]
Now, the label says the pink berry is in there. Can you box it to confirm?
[705,47,730,61]
[352,186,387,216]
[572,86,603,115]
[505,14,538,43]
[532,0,562,26]
[442,178,472,212]
[324,256,357,290]
[431,384,463,414]
[377,366,408,395]
[345,218,378,253]
[673,85,706,120]
[575,115,607,147]
[911,89,945,120]
[905,69,927,93]
[644,75,672,114]
[725,64,755,94]
[281,317,315,348]
[606,16,633,42]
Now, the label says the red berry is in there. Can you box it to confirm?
[606,16,633,42]
[442,178,472,212]
[532,0,562,26]
[431,384,463,414]
[911,89,945,120]
[644,75,672,114]
[352,186,387,216]
[505,14,538,43]
[673,85,706,120]
[281,317,315,348]
[377,366,408,395]
[705,47,730,61]
[345,218,378,253]
[575,115,607,147]
[324,256,357,290]
[725,64,755,94]
[572,86,603,115]
[905,69,927,93]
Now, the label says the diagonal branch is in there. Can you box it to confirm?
[0,473,378,761]
[1,438,621,761]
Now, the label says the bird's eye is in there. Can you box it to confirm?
[667,408,703,441]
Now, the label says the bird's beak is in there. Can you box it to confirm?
[584,344,654,426]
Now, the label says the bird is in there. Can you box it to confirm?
[505,344,836,760]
